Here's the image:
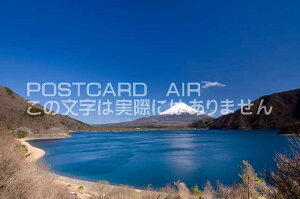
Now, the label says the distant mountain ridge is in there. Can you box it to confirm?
[101,103,210,128]
[208,88,300,132]
[0,86,90,137]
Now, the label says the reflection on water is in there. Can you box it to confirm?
[29,130,289,188]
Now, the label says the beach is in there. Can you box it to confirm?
[19,139,45,162]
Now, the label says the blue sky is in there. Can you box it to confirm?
[0,0,299,124]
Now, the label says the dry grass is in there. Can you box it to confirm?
[266,132,300,199]
[0,131,75,199]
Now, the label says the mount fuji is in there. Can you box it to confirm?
[101,102,211,128]
[159,102,203,115]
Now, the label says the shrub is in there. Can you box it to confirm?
[78,185,84,191]
[174,181,191,199]
[201,182,215,199]
[160,183,177,193]
[13,130,28,138]
[95,182,110,199]
[267,132,300,199]
[191,184,202,197]
[15,143,28,154]
[238,160,265,199]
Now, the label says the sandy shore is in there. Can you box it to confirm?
[18,137,167,199]
[19,139,45,162]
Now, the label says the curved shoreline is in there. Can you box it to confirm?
[19,138,46,162]
[18,137,165,198]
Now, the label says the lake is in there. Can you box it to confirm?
[29,130,289,188]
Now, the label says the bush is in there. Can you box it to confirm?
[78,185,84,191]
[238,160,266,199]
[191,184,202,197]
[15,143,28,154]
[267,132,300,199]
[12,130,28,138]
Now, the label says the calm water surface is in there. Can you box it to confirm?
[29,130,289,188]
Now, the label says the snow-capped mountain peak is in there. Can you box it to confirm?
[159,102,203,115]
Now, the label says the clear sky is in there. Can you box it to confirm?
[0,0,299,124]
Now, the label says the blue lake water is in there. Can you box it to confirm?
[29,130,289,188]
